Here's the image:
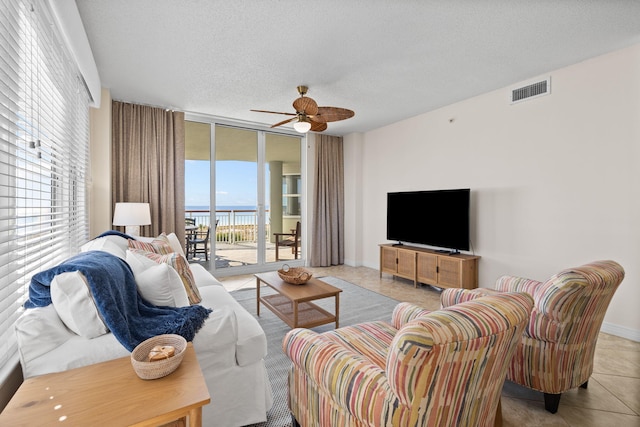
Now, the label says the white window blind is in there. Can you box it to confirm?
[0,0,90,368]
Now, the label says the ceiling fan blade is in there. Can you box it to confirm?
[250,109,296,116]
[271,117,297,128]
[310,121,328,132]
[312,106,355,123]
[293,97,318,115]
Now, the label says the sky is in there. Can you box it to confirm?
[185,160,267,208]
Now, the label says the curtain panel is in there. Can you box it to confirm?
[111,102,185,245]
[310,135,345,266]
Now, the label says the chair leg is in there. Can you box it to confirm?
[543,393,561,414]
[291,414,301,427]
[580,380,589,389]
[204,243,209,261]
[275,244,280,261]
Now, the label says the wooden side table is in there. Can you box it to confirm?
[0,343,210,427]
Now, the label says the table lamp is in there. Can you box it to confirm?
[112,202,151,236]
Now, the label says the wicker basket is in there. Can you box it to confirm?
[131,334,187,380]
[278,266,313,285]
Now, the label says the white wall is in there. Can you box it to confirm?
[345,43,640,340]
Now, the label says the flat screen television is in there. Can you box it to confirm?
[386,188,470,252]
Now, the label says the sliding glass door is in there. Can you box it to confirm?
[265,133,302,263]
[185,119,303,276]
[214,126,260,268]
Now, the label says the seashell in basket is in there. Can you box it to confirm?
[278,266,313,285]
[131,334,187,380]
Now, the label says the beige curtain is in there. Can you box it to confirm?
[310,134,344,266]
[112,101,185,245]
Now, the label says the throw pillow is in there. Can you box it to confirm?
[126,252,190,307]
[50,271,109,338]
[130,249,202,304]
[128,233,174,255]
[80,235,128,260]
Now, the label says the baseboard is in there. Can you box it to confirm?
[601,321,640,342]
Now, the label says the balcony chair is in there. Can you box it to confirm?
[185,217,197,242]
[274,221,300,261]
[186,226,210,261]
[283,290,534,427]
[440,260,625,414]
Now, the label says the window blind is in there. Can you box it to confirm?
[0,0,90,368]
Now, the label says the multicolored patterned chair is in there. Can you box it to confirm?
[283,291,534,427]
[440,260,625,414]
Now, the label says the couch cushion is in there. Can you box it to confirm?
[22,332,131,378]
[80,235,128,260]
[198,285,267,366]
[50,271,109,338]
[15,304,76,373]
[190,263,225,288]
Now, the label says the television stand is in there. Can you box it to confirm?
[379,244,480,289]
[435,249,460,255]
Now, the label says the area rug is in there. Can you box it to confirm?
[232,276,400,427]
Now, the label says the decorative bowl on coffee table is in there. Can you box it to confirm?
[278,265,313,285]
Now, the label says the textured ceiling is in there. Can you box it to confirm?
[76,0,640,136]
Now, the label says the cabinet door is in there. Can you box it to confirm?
[417,252,438,285]
[437,257,462,288]
[380,247,398,274]
[396,249,416,280]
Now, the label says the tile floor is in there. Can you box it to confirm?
[218,265,640,427]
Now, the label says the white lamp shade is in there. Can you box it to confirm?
[113,203,151,226]
[293,120,311,133]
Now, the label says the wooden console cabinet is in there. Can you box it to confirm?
[379,244,480,289]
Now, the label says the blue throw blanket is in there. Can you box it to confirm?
[24,251,212,351]
[96,229,135,240]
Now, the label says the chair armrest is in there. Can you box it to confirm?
[495,275,543,295]
[440,288,499,308]
[273,232,295,238]
[391,302,431,329]
[283,328,394,419]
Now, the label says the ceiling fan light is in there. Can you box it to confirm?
[293,119,311,133]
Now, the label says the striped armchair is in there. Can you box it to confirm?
[283,291,533,427]
[441,260,625,413]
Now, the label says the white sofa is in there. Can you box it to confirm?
[14,233,273,427]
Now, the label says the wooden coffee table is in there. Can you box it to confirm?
[256,271,342,328]
[0,343,210,426]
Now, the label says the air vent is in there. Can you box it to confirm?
[510,77,551,104]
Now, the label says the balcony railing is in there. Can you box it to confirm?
[186,209,270,244]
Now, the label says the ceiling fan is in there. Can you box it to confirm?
[251,86,355,133]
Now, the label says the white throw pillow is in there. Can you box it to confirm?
[80,235,128,260]
[127,250,189,307]
[135,263,190,307]
[125,248,160,276]
[166,232,186,257]
[50,271,109,338]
